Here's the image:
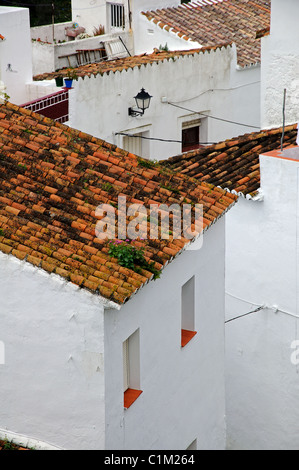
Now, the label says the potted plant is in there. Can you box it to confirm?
[55,75,64,87]
[64,68,78,88]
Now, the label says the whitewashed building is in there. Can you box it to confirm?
[224,143,299,450]
[0,1,268,151]
[0,102,236,450]
[164,113,299,449]
[33,43,262,161]
[0,7,33,105]
[30,0,270,157]
[261,0,299,129]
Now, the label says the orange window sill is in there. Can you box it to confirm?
[124,388,143,409]
[181,329,197,348]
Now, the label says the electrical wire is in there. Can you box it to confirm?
[115,132,216,145]
[169,81,261,104]
[225,305,265,324]
[168,102,260,130]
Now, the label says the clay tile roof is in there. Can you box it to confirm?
[142,0,271,67]
[162,124,298,197]
[0,102,236,305]
[33,46,231,81]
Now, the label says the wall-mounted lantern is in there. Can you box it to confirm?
[128,88,152,117]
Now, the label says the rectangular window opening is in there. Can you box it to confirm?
[110,3,125,29]
[182,119,205,152]
[181,276,197,347]
[123,329,142,408]
[122,130,150,159]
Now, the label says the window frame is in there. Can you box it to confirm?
[181,276,197,347]
[123,329,143,409]
[109,2,125,29]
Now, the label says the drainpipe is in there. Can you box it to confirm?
[52,3,55,44]
[0,36,7,103]
[128,0,132,29]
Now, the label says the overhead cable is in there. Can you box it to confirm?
[168,102,260,130]
[115,132,216,145]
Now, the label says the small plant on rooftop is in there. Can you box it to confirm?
[93,24,105,36]
[66,68,78,81]
[159,43,169,51]
[0,229,4,236]
[108,240,160,279]
[161,183,180,194]
[137,158,157,169]
[77,33,92,40]
[1,439,19,450]
[17,163,27,171]
[0,91,10,103]
[102,182,113,193]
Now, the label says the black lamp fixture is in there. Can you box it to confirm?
[128,88,152,116]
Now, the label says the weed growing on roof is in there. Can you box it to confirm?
[137,158,157,169]
[0,439,33,450]
[161,184,180,194]
[1,439,18,450]
[17,163,27,171]
[159,43,169,51]
[0,229,4,236]
[108,240,160,279]
[102,182,113,193]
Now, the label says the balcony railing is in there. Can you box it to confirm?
[21,89,69,123]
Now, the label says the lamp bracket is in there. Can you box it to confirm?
[128,107,144,117]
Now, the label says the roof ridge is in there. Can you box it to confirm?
[33,45,234,81]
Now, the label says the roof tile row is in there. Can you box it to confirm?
[0,102,236,304]
[163,124,298,196]
[142,0,271,67]
[33,46,232,82]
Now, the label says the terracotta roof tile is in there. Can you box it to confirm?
[0,102,236,304]
[33,46,233,81]
[163,124,298,197]
[142,0,270,67]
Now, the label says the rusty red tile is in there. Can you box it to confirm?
[0,101,237,304]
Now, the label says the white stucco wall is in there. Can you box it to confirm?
[69,44,260,161]
[0,7,33,105]
[32,31,132,76]
[71,0,180,37]
[225,150,299,449]
[72,0,129,35]
[0,212,229,450]
[31,22,74,44]
[0,253,107,450]
[261,0,299,128]
[104,218,227,450]
[32,42,56,77]
[132,9,199,55]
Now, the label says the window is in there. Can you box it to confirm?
[122,129,150,159]
[123,329,142,409]
[182,119,202,153]
[110,3,125,29]
[181,276,197,347]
